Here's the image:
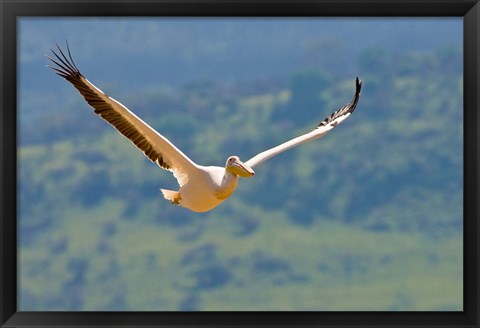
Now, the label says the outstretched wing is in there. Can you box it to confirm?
[244,77,362,169]
[47,43,198,186]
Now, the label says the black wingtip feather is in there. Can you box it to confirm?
[317,77,362,128]
[47,41,82,79]
[355,77,362,98]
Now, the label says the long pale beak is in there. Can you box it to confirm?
[227,159,255,178]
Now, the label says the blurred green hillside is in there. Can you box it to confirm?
[18,19,462,311]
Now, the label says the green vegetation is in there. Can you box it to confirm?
[19,43,462,311]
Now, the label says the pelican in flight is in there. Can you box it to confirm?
[47,44,362,213]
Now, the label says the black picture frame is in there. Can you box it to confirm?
[1,0,479,327]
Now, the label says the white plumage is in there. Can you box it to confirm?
[48,44,362,212]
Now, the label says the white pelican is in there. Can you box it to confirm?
[47,44,362,213]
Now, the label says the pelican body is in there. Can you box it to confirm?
[48,43,361,212]
[161,156,253,212]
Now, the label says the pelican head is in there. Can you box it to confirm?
[225,156,255,178]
